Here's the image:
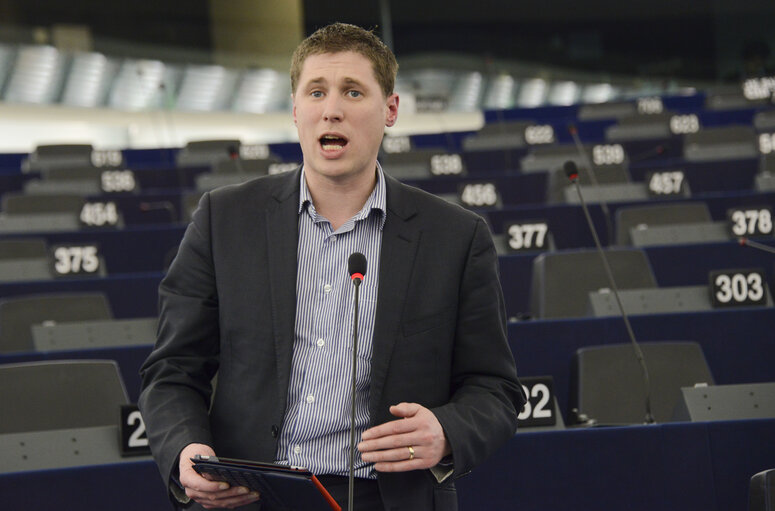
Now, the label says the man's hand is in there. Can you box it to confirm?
[357,403,452,472]
[178,443,260,509]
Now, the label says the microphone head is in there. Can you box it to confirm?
[227,145,240,159]
[348,252,367,281]
[563,160,579,182]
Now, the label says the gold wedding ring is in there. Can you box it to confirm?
[407,446,415,460]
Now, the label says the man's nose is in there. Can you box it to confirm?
[322,95,343,122]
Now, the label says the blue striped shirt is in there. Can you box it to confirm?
[274,165,385,479]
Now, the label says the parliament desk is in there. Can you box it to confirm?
[457,418,775,511]
[508,308,775,419]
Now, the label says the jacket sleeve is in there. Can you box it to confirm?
[138,192,221,497]
[430,218,526,478]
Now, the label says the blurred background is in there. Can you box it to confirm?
[0,0,773,151]
[1,3,775,509]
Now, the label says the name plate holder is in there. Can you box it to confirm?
[516,376,565,431]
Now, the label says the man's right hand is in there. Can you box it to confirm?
[178,443,260,509]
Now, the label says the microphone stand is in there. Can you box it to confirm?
[739,237,775,255]
[568,165,656,425]
[569,125,614,244]
[348,277,361,511]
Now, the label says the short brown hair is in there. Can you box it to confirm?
[291,23,398,98]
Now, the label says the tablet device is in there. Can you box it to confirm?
[192,455,341,511]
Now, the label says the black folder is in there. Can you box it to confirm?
[192,455,341,511]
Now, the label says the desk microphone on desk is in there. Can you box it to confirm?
[347,252,367,511]
[564,160,656,425]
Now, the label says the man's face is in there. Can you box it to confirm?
[293,51,398,184]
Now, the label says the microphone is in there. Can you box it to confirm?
[565,161,656,425]
[494,109,513,171]
[135,65,166,162]
[227,145,245,173]
[147,67,179,153]
[567,124,614,244]
[159,80,180,152]
[139,200,177,224]
[739,237,775,255]
[348,252,366,285]
[629,143,669,164]
[347,252,366,510]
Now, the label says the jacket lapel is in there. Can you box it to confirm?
[265,169,301,410]
[369,175,420,421]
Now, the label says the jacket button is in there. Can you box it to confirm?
[271,425,279,438]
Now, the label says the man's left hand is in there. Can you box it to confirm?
[357,402,451,472]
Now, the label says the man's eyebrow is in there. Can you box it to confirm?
[303,77,327,88]
[301,76,368,91]
[341,77,365,87]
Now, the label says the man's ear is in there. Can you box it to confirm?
[385,93,399,127]
[291,94,297,124]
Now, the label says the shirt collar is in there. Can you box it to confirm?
[298,162,387,230]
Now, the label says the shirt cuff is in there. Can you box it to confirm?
[429,455,454,483]
[170,472,192,505]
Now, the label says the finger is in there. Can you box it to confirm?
[201,472,216,481]
[361,416,418,441]
[208,490,261,509]
[358,431,418,453]
[186,487,260,507]
[181,469,230,493]
[373,459,428,472]
[199,493,259,510]
[361,445,418,464]
[389,402,421,419]
[185,485,239,501]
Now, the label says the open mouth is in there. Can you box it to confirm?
[319,134,348,151]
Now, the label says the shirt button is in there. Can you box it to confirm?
[330,235,337,242]
[293,445,301,454]
[323,284,332,293]
[316,338,325,348]
[306,394,315,404]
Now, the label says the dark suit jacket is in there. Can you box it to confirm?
[139,169,524,511]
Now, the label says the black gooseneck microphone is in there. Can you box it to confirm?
[347,252,367,511]
[564,161,656,425]
[568,124,614,244]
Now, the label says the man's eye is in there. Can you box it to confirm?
[347,90,362,98]
[311,91,323,98]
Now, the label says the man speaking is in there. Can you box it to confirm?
[139,22,524,510]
